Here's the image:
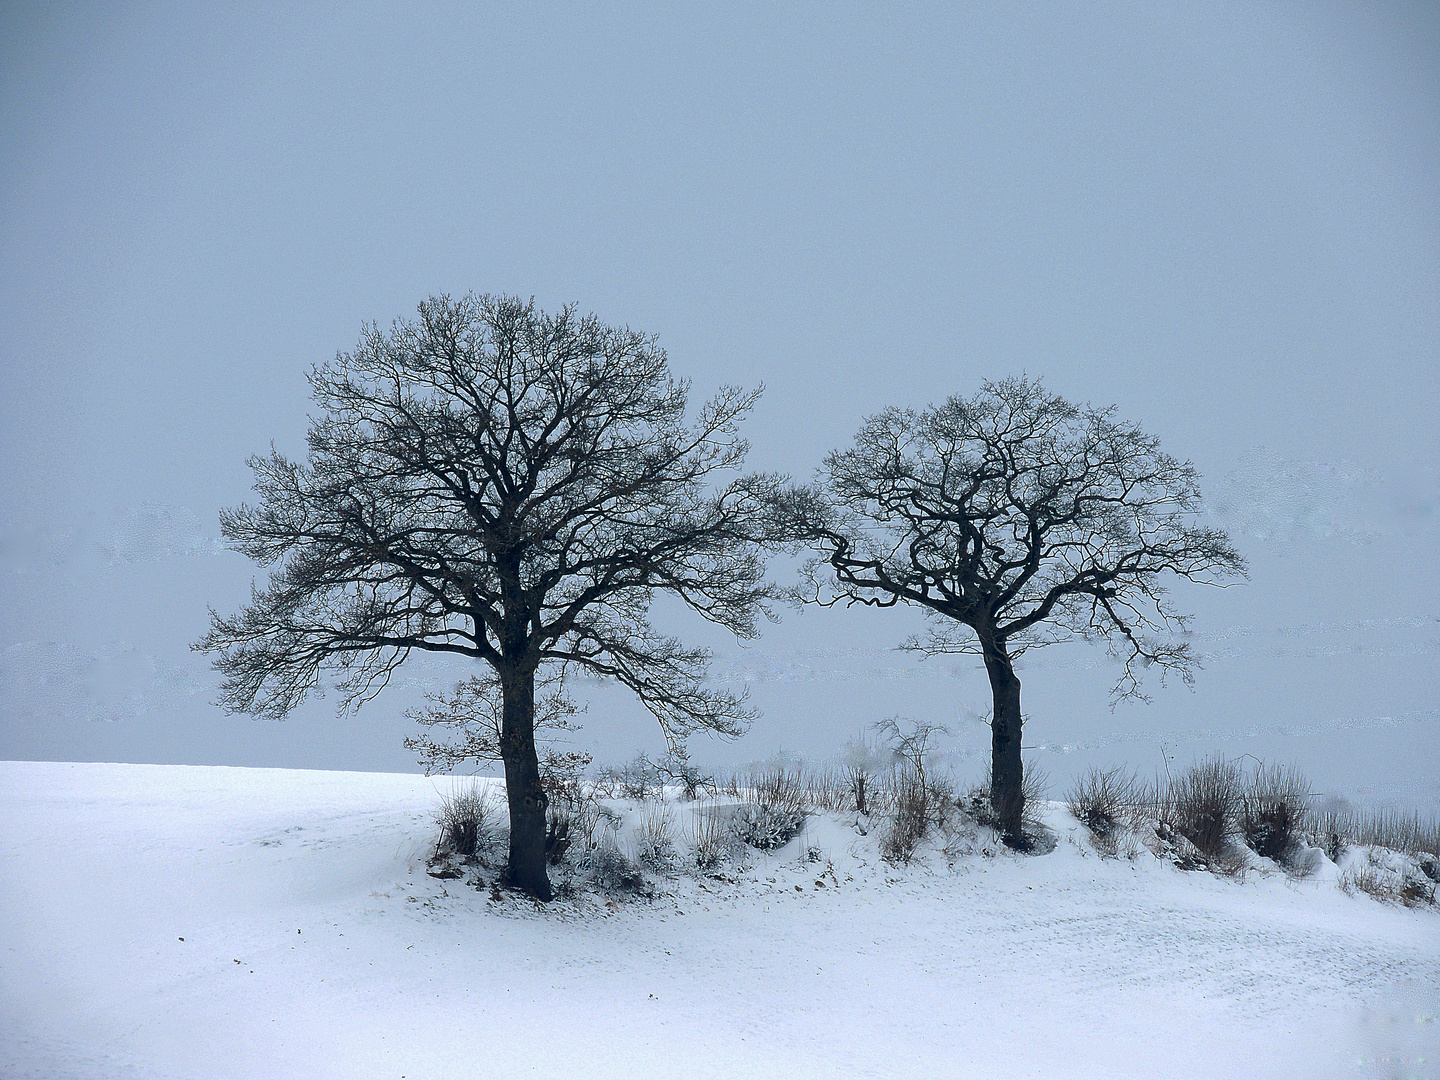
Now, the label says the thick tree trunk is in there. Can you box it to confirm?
[498,663,551,900]
[981,635,1026,848]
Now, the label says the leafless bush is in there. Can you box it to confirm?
[881,769,930,863]
[587,802,623,848]
[633,804,679,873]
[434,781,499,858]
[653,755,715,801]
[940,814,980,867]
[873,716,949,793]
[1340,862,1405,904]
[747,765,808,809]
[1160,757,1243,860]
[1335,844,1438,907]
[801,767,850,813]
[405,670,586,785]
[573,843,650,895]
[546,783,619,860]
[545,802,573,866]
[687,807,737,872]
[589,765,621,799]
[731,767,809,851]
[540,750,593,805]
[1312,806,1348,863]
[619,753,661,801]
[1239,763,1311,863]
[840,739,883,815]
[1066,766,1139,846]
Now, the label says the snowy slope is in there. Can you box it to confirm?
[1,761,1436,1079]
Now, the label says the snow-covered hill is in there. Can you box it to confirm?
[2,761,1436,1079]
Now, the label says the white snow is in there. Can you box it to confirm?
[2,761,1437,1079]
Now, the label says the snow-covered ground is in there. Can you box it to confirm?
[2,761,1437,1080]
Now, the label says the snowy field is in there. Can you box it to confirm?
[2,761,1437,1080]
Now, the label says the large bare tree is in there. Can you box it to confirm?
[196,294,783,898]
[783,377,1245,846]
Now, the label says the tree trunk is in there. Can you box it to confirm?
[981,634,1026,848]
[498,662,552,900]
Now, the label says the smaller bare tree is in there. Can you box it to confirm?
[783,376,1246,847]
[873,715,949,794]
[840,737,884,815]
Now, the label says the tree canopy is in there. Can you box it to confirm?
[785,376,1245,843]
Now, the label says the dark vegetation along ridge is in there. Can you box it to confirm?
[425,743,1440,911]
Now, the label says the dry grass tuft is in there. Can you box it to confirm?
[1316,806,1440,861]
[633,803,679,873]
[880,770,930,863]
[434,781,499,858]
[686,806,737,872]
[1159,757,1243,860]
[1239,763,1311,864]
[1066,766,1139,851]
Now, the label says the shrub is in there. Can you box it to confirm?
[729,765,810,850]
[403,670,584,782]
[748,765,808,809]
[590,764,622,799]
[960,784,994,828]
[1338,846,1438,907]
[619,753,660,801]
[434,781,499,858]
[633,804,679,873]
[837,739,875,814]
[1313,808,1347,863]
[1066,766,1138,845]
[574,843,650,895]
[719,771,743,799]
[545,783,620,862]
[940,814,980,867]
[1161,757,1242,859]
[731,806,812,852]
[1340,859,1406,904]
[1239,763,1311,863]
[1400,878,1437,908]
[687,807,736,872]
[654,755,715,801]
[540,750,593,804]
[733,801,807,851]
[800,767,849,814]
[586,802,624,847]
[873,716,949,794]
[545,804,572,866]
[880,769,930,863]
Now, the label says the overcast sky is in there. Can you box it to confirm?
[2,2,1437,806]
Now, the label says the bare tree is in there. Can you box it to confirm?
[783,377,1245,846]
[873,715,948,793]
[196,294,785,899]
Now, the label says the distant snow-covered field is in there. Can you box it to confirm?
[2,761,1437,1079]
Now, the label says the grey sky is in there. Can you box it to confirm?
[2,2,1437,805]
